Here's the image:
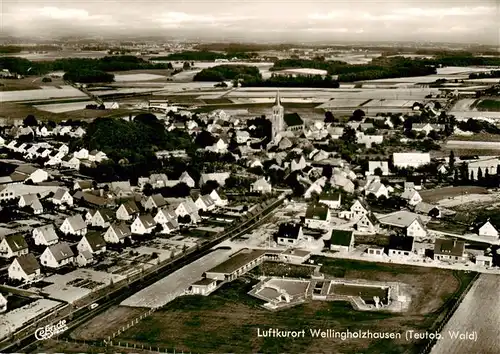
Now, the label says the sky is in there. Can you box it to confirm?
[2,0,500,44]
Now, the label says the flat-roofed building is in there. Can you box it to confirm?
[204,249,266,282]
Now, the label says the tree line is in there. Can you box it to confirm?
[153,51,258,61]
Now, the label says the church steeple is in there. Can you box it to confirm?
[274,90,281,106]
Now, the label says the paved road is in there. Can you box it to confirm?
[430,274,500,354]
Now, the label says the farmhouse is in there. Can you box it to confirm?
[41,242,75,268]
[8,253,41,282]
[104,223,132,244]
[304,203,331,230]
[387,236,414,258]
[205,249,266,282]
[377,211,427,238]
[0,234,29,258]
[329,229,354,253]
[32,224,59,246]
[60,215,87,236]
[392,152,430,168]
[433,238,466,263]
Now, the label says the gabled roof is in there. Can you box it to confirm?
[138,214,156,228]
[284,113,304,127]
[388,235,414,252]
[35,225,58,243]
[95,209,114,222]
[434,238,465,257]
[48,242,74,261]
[83,232,106,252]
[377,210,421,228]
[122,200,140,214]
[66,214,86,231]
[200,194,215,207]
[330,229,353,246]
[15,164,38,175]
[14,253,40,275]
[109,222,132,239]
[305,203,329,221]
[150,194,166,207]
[53,188,70,201]
[319,192,341,201]
[277,223,302,239]
[4,234,28,252]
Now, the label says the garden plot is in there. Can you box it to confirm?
[0,86,86,102]
[121,248,234,308]
[0,299,62,340]
[113,73,166,82]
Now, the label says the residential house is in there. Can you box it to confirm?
[199,172,231,186]
[77,232,106,255]
[0,185,16,201]
[195,195,216,211]
[475,255,493,267]
[319,192,341,209]
[32,225,59,246]
[116,200,140,221]
[340,199,369,220]
[73,180,93,191]
[291,156,307,171]
[354,213,378,234]
[478,221,499,240]
[8,254,41,282]
[304,203,331,230]
[179,172,195,188]
[40,243,75,268]
[52,188,73,206]
[18,194,43,214]
[329,229,354,253]
[143,194,167,210]
[434,238,466,263]
[377,211,427,238]
[131,214,156,235]
[366,246,385,257]
[149,174,170,189]
[331,174,355,194]
[90,209,115,228]
[401,189,422,206]
[365,179,389,199]
[15,165,49,183]
[60,215,87,236]
[387,236,414,258]
[154,208,179,226]
[251,178,272,194]
[413,123,443,136]
[73,148,89,159]
[0,234,29,258]
[76,251,95,267]
[209,190,228,207]
[276,223,305,246]
[88,150,107,163]
[104,223,132,244]
[62,156,81,170]
[414,202,442,218]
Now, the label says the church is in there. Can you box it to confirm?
[270,91,305,141]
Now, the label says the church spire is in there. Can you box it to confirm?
[274,90,281,106]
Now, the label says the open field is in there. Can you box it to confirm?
[435,66,499,75]
[34,101,121,113]
[445,140,500,150]
[430,274,500,354]
[476,99,500,112]
[448,133,500,142]
[30,339,153,354]
[113,73,167,82]
[84,258,477,354]
[419,186,489,204]
[0,85,86,102]
[1,50,108,61]
[450,99,477,111]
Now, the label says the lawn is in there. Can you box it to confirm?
[251,261,317,278]
[108,258,476,354]
[476,99,500,112]
[419,186,488,203]
[181,228,218,238]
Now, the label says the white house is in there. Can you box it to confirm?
[251,178,272,194]
[387,236,415,258]
[209,190,228,206]
[25,168,49,183]
[8,254,41,282]
[40,243,75,268]
[291,156,307,171]
[319,192,341,209]
[340,199,369,220]
[199,172,230,187]
[52,188,73,206]
[73,148,89,159]
[131,214,156,235]
[154,208,178,226]
[478,221,499,240]
[364,179,389,199]
[0,293,6,313]
[330,229,354,253]
[190,278,218,296]
[195,195,216,211]
[304,203,331,230]
[88,150,107,163]
[116,200,140,221]
[90,209,115,228]
[18,194,43,214]
[104,223,132,244]
[276,223,306,246]
[0,234,29,258]
[354,213,378,234]
[393,152,430,168]
[76,251,95,267]
[77,232,106,255]
[60,215,87,236]
[434,239,466,263]
[377,211,427,238]
[33,225,59,246]
[179,172,195,188]
[401,189,423,206]
[143,194,166,210]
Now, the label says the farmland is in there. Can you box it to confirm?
[430,274,500,354]
[476,99,500,112]
[419,186,489,204]
[70,258,478,354]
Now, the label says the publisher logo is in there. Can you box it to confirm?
[35,320,69,340]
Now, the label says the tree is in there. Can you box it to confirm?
[449,150,455,172]
[324,111,335,123]
[195,131,216,148]
[143,183,153,196]
[477,167,483,181]
[374,167,383,177]
[183,61,191,70]
[23,114,38,127]
[341,126,357,145]
[350,109,365,121]
[200,180,219,195]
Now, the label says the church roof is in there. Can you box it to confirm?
[284,113,304,127]
[274,90,281,106]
